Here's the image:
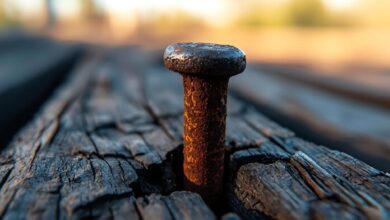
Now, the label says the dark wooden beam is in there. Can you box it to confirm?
[0,34,83,146]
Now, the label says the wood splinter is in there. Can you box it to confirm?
[163,42,246,206]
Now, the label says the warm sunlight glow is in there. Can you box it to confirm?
[53,0,81,19]
[324,0,357,10]
[3,0,44,16]
[99,0,233,26]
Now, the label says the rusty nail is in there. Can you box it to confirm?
[163,42,246,206]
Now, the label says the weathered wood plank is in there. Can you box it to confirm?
[231,67,390,171]
[253,62,390,109]
[0,35,82,146]
[0,50,214,219]
[0,47,388,220]
[229,136,390,219]
[136,192,215,220]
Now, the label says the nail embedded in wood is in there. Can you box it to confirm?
[163,42,246,206]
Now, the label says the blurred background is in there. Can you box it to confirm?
[0,0,389,170]
[1,0,390,78]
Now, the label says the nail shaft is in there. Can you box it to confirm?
[183,75,228,204]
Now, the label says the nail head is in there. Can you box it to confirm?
[164,42,246,77]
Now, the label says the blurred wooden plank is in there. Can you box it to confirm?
[0,35,83,145]
[231,67,390,171]
[254,62,390,109]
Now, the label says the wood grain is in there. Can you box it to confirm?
[0,47,388,219]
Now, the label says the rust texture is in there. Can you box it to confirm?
[182,75,229,206]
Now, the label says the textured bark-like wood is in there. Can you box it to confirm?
[136,192,216,220]
[229,136,390,219]
[0,47,388,219]
[0,50,214,220]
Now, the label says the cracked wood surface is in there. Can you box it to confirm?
[0,47,389,219]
